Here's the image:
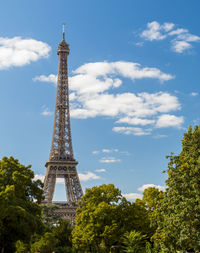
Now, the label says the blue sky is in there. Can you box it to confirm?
[0,0,200,201]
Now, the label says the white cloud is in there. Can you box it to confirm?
[34,61,183,135]
[93,148,129,156]
[138,184,166,192]
[141,21,167,41]
[141,21,200,53]
[113,126,152,136]
[95,169,106,173]
[34,172,100,183]
[102,149,112,153]
[34,174,45,181]
[120,151,130,156]
[41,107,53,116]
[122,184,166,201]
[116,117,155,126]
[190,92,198,97]
[162,22,175,32]
[171,40,191,53]
[99,157,121,163]
[123,193,142,200]
[72,61,173,85]
[177,33,200,42]
[33,174,64,184]
[78,172,100,181]
[70,91,180,121]
[56,178,65,184]
[135,42,144,47]
[156,114,184,128]
[33,74,57,85]
[153,134,168,139]
[102,148,119,153]
[169,28,188,36]
[92,150,99,155]
[0,37,51,69]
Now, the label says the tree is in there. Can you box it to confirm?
[0,156,44,253]
[142,187,164,235]
[122,231,147,253]
[15,240,29,253]
[30,232,58,253]
[53,220,73,252]
[156,126,200,252]
[72,184,151,252]
[30,220,73,253]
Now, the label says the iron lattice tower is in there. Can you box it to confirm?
[43,25,83,221]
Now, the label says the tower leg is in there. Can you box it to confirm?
[43,175,56,202]
[64,174,75,202]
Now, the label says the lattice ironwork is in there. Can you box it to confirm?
[43,26,83,215]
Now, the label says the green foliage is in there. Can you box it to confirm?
[15,241,29,253]
[53,220,73,250]
[142,187,164,235]
[133,199,153,238]
[0,156,44,252]
[122,230,147,253]
[145,242,153,253]
[41,203,61,227]
[31,220,73,253]
[157,126,200,252]
[30,232,58,253]
[72,184,151,252]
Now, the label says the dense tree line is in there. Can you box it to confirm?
[1,126,200,252]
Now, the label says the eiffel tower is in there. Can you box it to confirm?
[43,25,83,222]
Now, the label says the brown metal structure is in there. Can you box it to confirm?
[43,25,83,222]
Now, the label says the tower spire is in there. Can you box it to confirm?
[62,23,65,41]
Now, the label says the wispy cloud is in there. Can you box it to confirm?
[116,117,155,126]
[33,74,57,85]
[92,150,99,155]
[135,42,144,47]
[123,183,165,201]
[34,172,100,183]
[171,40,191,53]
[95,168,106,173]
[190,92,198,97]
[78,172,100,181]
[33,174,65,184]
[34,174,45,182]
[153,134,168,139]
[41,106,53,116]
[122,193,142,200]
[93,148,130,157]
[120,151,131,156]
[113,127,152,136]
[138,184,166,192]
[93,148,119,154]
[102,148,119,153]
[0,37,51,69]
[99,157,121,163]
[141,21,200,53]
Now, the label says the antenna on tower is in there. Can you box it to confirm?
[62,23,66,40]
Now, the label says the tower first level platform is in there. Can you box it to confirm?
[43,160,82,203]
